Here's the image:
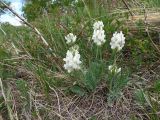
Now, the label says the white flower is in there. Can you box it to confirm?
[63,49,82,73]
[108,65,121,74]
[92,29,106,46]
[92,21,106,46]
[65,33,77,44]
[93,21,104,30]
[110,31,125,51]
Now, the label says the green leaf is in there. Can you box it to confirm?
[134,89,146,105]
[107,91,122,106]
[84,61,104,90]
[70,85,86,96]
[153,80,160,93]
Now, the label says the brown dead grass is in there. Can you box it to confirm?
[1,60,159,120]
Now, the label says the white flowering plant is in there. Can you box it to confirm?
[110,31,125,51]
[106,31,129,104]
[63,46,81,73]
[62,20,129,104]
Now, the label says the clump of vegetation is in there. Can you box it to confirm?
[0,0,160,119]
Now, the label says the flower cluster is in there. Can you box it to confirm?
[65,33,77,44]
[92,21,106,46]
[63,21,126,73]
[109,31,125,74]
[108,65,121,74]
[63,48,82,73]
[110,31,125,51]
[93,21,104,30]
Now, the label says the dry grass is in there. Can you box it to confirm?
[0,61,159,120]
